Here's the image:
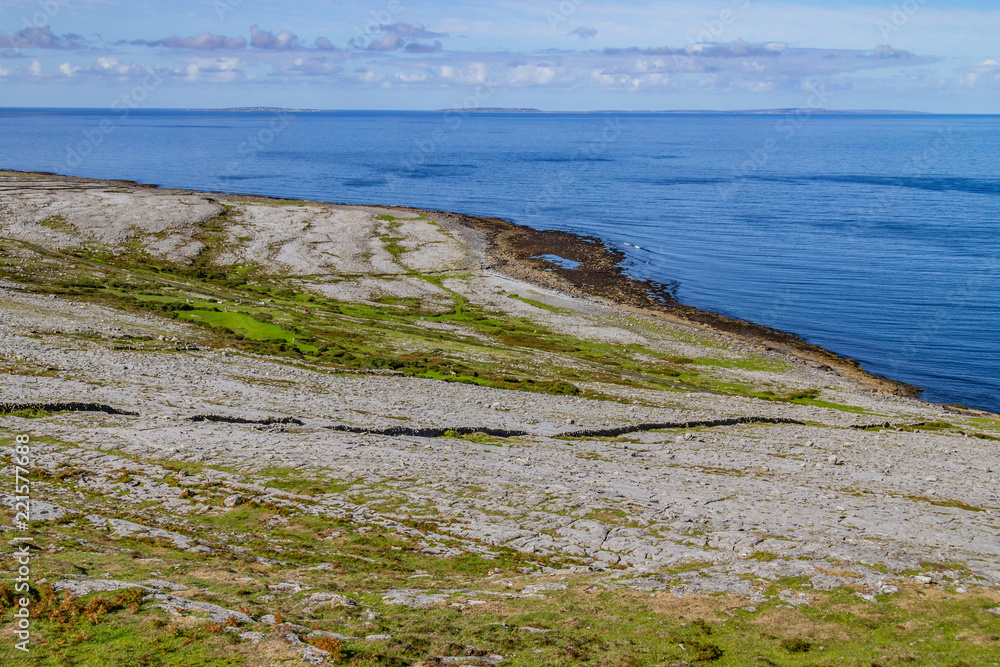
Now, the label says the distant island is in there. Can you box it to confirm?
[213,107,323,112]
[437,107,543,113]
[437,107,933,115]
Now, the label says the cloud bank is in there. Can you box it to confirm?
[0,26,86,50]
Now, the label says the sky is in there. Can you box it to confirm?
[0,0,998,112]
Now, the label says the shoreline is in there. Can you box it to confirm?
[427,208,928,401]
[5,167,990,414]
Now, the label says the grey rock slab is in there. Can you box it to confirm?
[293,592,358,610]
[101,517,206,551]
[295,646,329,665]
[382,589,450,608]
[151,593,254,624]
[669,573,766,603]
[268,581,313,594]
[623,577,671,592]
[0,497,68,522]
[137,579,189,592]
[52,579,152,596]
[521,582,568,595]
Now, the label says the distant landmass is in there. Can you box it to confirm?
[214,107,323,112]
[113,106,945,115]
[437,107,543,113]
[437,107,933,115]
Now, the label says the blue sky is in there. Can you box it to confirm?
[1,0,998,111]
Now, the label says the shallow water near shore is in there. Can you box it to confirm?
[1,108,998,412]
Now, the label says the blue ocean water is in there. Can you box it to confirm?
[1,108,998,412]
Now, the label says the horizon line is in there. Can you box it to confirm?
[3,106,1000,116]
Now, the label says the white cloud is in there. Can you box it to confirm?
[356,68,385,83]
[959,59,1000,88]
[439,62,489,85]
[185,57,242,82]
[506,64,571,86]
[131,34,247,50]
[250,26,300,50]
[367,33,402,51]
[592,69,641,90]
[0,26,86,50]
[736,79,776,93]
[378,23,446,39]
[29,59,41,76]
[281,56,342,76]
[58,62,79,77]
[395,71,427,82]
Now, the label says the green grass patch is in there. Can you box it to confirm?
[903,495,986,512]
[789,397,878,414]
[507,294,572,314]
[38,215,71,231]
[254,467,354,496]
[691,356,791,373]
[0,408,69,419]
[899,420,956,432]
[440,431,505,446]
[176,310,295,342]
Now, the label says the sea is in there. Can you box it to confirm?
[1,108,998,413]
